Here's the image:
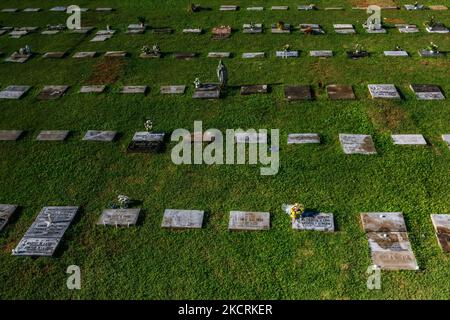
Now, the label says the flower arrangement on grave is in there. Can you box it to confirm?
[194,78,202,89]
[283,44,291,52]
[249,22,256,30]
[187,2,200,12]
[144,119,153,132]
[395,45,403,51]
[276,21,285,30]
[141,45,151,54]
[424,15,437,28]
[152,44,161,55]
[117,195,131,209]
[16,45,31,56]
[353,43,364,54]
[137,16,147,28]
[426,42,439,53]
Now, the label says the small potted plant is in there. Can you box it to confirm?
[117,195,131,209]
[194,78,202,89]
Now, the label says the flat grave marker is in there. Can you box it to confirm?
[368,84,400,99]
[0,130,23,141]
[212,26,231,39]
[276,51,298,58]
[228,211,270,231]
[160,85,186,94]
[271,23,291,33]
[83,130,117,142]
[37,86,69,100]
[0,85,31,99]
[410,84,445,100]
[161,209,204,229]
[50,6,66,12]
[104,51,127,58]
[271,6,289,10]
[339,134,377,155]
[327,85,356,100]
[391,134,427,145]
[361,212,407,232]
[397,24,419,33]
[79,85,106,93]
[5,52,32,63]
[247,7,264,11]
[384,51,409,57]
[418,49,443,58]
[1,8,19,13]
[285,85,313,101]
[430,214,450,252]
[429,5,448,10]
[23,8,41,12]
[120,86,147,94]
[70,27,94,34]
[174,52,197,60]
[96,8,114,12]
[298,4,316,10]
[73,52,96,59]
[36,130,69,141]
[243,23,263,34]
[183,28,202,34]
[220,5,238,11]
[207,52,231,58]
[12,206,79,257]
[442,135,450,148]
[0,204,17,231]
[98,209,140,227]
[293,212,335,232]
[127,132,165,153]
[43,51,66,59]
[192,90,220,99]
[334,24,356,34]
[287,133,320,144]
[310,50,333,57]
[240,85,267,95]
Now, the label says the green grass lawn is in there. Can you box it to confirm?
[0,0,449,299]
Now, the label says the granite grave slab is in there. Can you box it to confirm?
[183,28,202,34]
[0,204,17,231]
[73,51,96,59]
[430,214,450,252]
[83,131,117,142]
[271,23,291,33]
[292,212,334,231]
[120,86,147,94]
[104,51,127,58]
[43,51,66,59]
[384,51,409,57]
[0,85,31,99]
[160,85,186,94]
[127,132,165,153]
[310,50,333,57]
[220,5,238,11]
[287,133,320,144]
[36,130,69,141]
[98,209,140,227]
[242,52,265,59]
[228,211,270,231]
[174,52,197,60]
[243,23,263,34]
[192,90,220,99]
[285,85,312,101]
[276,51,298,58]
[271,6,289,10]
[79,85,106,93]
[4,52,32,63]
[0,130,23,141]
[410,84,445,100]
[240,85,268,95]
[368,84,400,99]
[37,86,69,100]
[339,134,377,155]
[247,7,264,11]
[207,52,231,58]
[161,209,204,229]
[391,134,427,145]
[327,85,356,100]
[50,6,66,12]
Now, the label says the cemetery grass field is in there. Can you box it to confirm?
[0,0,449,299]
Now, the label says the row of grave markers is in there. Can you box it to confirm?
[0,84,446,101]
[1,129,449,154]
[1,205,449,270]
[0,7,114,13]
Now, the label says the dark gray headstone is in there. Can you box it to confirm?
[98,209,140,226]
[36,130,69,141]
[161,209,204,229]
[228,211,270,231]
[327,85,356,100]
[430,214,450,252]
[0,204,17,231]
[0,130,23,141]
[127,132,165,153]
[410,84,445,100]
[287,133,320,144]
[0,85,31,99]
[83,130,117,142]
[37,86,69,100]
[160,85,186,94]
[339,134,377,155]
[240,85,268,95]
[285,85,312,101]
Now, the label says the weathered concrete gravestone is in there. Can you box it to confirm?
[37,86,69,100]
[43,52,66,59]
[83,130,117,142]
[430,214,450,252]
[292,212,335,232]
[0,130,23,141]
[368,84,400,99]
[287,133,320,144]
[127,132,165,153]
[240,85,267,95]
[161,209,204,229]
[410,84,445,100]
[98,209,140,227]
[12,206,79,257]
[276,51,298,58]
[361,212,418,270]
[235,132,267,144]
[242,52,265,59]
[73,52,96,59]
[0,85,31,99]
[334,24,356,34]
[79,85,106,93]
[0,204,17,231]
[339,134,377,155]
[104,51,127,57]
[310,51,333,57]
[391,134,427,145]
[207,52,231,58]
[285,85,313,101]
[160,85,186,94]
[327,85,356,100]
[120,86,147,94]
[384,51,409,57]
[174,52,197,60]
[36,130,69,141]
[228,211,270,230]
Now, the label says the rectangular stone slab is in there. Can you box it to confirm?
[285,85,312,101]
[366,232,413,253]
[83,130,117,141]
[73,52,96,58]
[371,250,419,270]
[339,134,377,155]
[410,84,445,100]
[183,28,202,34]
[50,6,67,12]
[334,24,354,29]
[4,54,31,63]
[398,27,419,33]
[0,204,17,231]
[392,134,427,145]
[174,53,196,60]
[235,132,267,144]
[361,212,407,232]
[247,7,264,11]
[120,86,147,94]
[271,6,289,10]
[36,130,69,141]
[161,209,204,229]
[13,237,61,257]
[276,51,298,58]
[310,51,333,57]
[24,209,78,239]
[293,213,334,231]
[240,85,267,95]
[430,214,450,252]
[287,133,320,144]
[384,51,409,57]
[37,86,69,100]
[220,5,238,11]
[90,34,112,42]
[0,130,23,141]
[1,8,19,13]
[335,28,356,34]
[128,132,165,153]
[79,85,106,93]
[0,85,31,99]
[193,90,220,99]
[368,84,400,99]
[160,85,186,94]
[43,52,66,59]
[228,211,270,231]
[41,30,61,35]
[207,52,231,58]
[426,26,449,33]
[443,135,450,148]
[23,8,41,12]
[429,5,448,10]
[242,52,265,59]
[98,209,140,226]
[104,51,127,57]
[327,85,356,100]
